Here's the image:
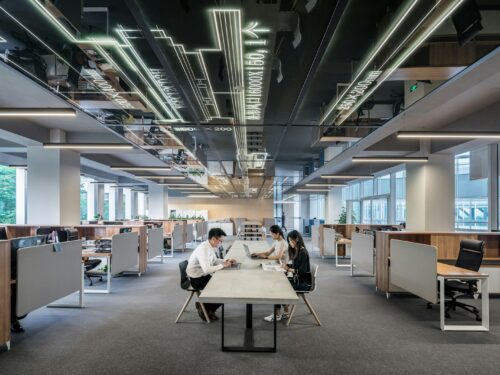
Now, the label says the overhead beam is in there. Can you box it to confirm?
[270,0,349,164]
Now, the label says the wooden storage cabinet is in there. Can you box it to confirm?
[239,222,264,241]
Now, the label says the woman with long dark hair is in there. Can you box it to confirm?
[283,230,312,292]
[252,225,288,263]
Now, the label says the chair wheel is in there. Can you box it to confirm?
[476,316,482,322]
[445,312,451,319]
[427,304,432,310]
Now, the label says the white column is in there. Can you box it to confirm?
[108,185,116,221]
[116,188,124,220]
[26,145,80,225]
[406,154,455,231]
[95,184,104,219]
[132,191,138,219]
[148,184,169,219]
[15,168,26,224]
[137,192,145,217]
[124,188,132,219]
[326,187,343,223]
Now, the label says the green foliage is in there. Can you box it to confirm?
[0,166,16,224]
[80,184,87,221]
[338,206,347,224]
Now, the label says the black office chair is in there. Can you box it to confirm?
[0,227,7,240]
[445,239,485,321]
[175,260,210,324]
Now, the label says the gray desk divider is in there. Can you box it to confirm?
[351,233,375,277]
[172,224,185,250]
[17,240,83,317]
[195,222,204,241]
[323,228,337,256]
[147,228,164,261]
[202,221,208,240]
[389,239,438,303]
[111,232,139,275]
[186,224,194,244]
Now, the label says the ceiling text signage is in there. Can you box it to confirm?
[150,68,185,109]
[336,70,382,111]
[84,69,135,109]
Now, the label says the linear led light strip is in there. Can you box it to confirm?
[28,1,183,123]
[335,0,464,126]
[43,143,134,149]
[320,0,420,124]
[212,10,248,170]
[297,189,330,192]
[321,174,374,179]
[306,183,347,187]
[114,29,183,121]
[397,132,500,139]
[352,157,428,163]
[110,166,171,171]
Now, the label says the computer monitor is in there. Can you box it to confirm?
[119,227,132,233]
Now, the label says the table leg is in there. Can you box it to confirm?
[482,278,489,331]
[439,276,445,331]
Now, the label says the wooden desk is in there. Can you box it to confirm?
[0,241,10,350]
[437,262,489,331]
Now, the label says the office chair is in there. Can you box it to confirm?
[84,259,103,286]
[445,239,485,321]
[0,227,7,240]
[287,264,321,326]
[175,260,210,324]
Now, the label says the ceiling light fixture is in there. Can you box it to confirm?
[187,195,219,198]
[397,131,500,139]
[352,156,428,163]
[168,187,205,190]
[110,166,171,171]
[297,189,330,193]
[43,143,134,150]
[306,183,347,187]
[0,108,76,117]
[320,174,374,179]
[136,176,185,180]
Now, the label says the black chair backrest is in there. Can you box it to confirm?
[456,239,484,271]
[0,227,7,240]
[179,260,191,290]
[36,227,53,235]
[119,227,132,233]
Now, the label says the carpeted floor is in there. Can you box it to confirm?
[1,238,500,375]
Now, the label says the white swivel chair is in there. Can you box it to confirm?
[287,264,321,326]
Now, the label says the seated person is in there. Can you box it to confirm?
[186,228,235,321]
[252,225,289,264]
[282,230,312,292]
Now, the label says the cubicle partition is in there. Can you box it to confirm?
[207,220,234,236]
[351,233,376,277]
[376,231,500,293]
[16,240,83,316]
[195,221,204,241]
[110,232,140,275]
[389,240,438,303]
[311,225,320,252]
[147,228,164,260]
[186,224,194,244]
[0,240,10,350]
[322,227,336,256]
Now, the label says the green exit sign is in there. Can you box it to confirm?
[409,83,418,92]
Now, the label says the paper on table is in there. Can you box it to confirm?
[262,263,284,272]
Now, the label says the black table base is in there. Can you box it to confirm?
[221,304,278,352]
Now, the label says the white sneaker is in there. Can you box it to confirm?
[264,313,282,322]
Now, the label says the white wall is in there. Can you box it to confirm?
[168,197,273,221]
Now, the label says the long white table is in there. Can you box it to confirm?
[199,240,298,352]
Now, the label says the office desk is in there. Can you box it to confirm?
[82,249,111,294]
[437,263,489,331]
[199,241,298,352]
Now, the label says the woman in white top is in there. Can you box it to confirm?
[252,225,290,322]
[252,225,288,264]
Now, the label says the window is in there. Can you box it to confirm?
[361,180,373,198]
[395,170,406,223]
[377,174,390,195]
[362,200,372,223]
[0,166,16,224]
[455,151,488,230]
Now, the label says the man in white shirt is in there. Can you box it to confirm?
[187,228,235,321]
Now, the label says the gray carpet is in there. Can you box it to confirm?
[1,238,500,375]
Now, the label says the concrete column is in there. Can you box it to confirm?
[406,154,455,231]
[95,184,105,219]
[116,188,124,220]
[132,191,138,219]
[108,186,116,221]
[86,179,95,220]
[124,188,132,219]
[326,187,343,223]
[26,145,80,225]
[148,184,169,219]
